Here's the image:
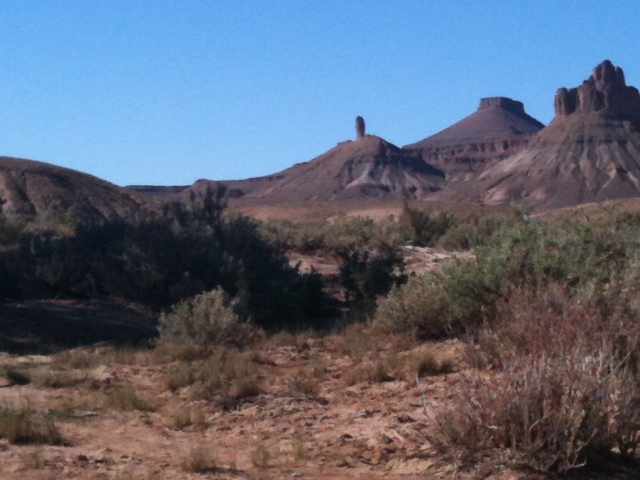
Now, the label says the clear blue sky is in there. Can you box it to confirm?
[0,1,638,186]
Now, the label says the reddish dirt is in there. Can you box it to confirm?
[0,337,513,480]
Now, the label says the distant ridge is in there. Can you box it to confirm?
[0,156,151,226]
[404,97,545,182]
[130,61,640,212]
[219,134,444,202]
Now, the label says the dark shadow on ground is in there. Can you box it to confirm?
[0,299,158,355]
[557,457,640,480]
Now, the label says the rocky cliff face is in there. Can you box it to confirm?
[554,60,640,118]
[404,97,544,181]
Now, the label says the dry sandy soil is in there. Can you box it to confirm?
[227,198,506,222]
[0,332,513,480]
[2,334,639,480]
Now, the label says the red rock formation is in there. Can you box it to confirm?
[217,135,445,202]
[445,60,640,210]
[404,97,544,181]
[554,60,640,118]
[356,116,366,139]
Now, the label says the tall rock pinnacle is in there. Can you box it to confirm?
[554,60,640,118]
[356,116,366,139]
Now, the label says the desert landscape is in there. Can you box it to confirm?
[2,59,640,480]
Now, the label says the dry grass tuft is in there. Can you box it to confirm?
[344,355,402,385]
[251,443,275,469]
[409,348,454,377]
[103,385,155,412]
[179,445,219,473]
[0,404,63,445]
[289,368,321,398]
[165,348,261,401]
[171,406,207,430]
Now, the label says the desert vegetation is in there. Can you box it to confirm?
[3,193,640,478]
[0,185,329,332]
[372,206,640,473]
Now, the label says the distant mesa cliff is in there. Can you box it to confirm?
[404,96,544,181]
[448,60,640,210]
[8,59,640,223]
[554,60,640,118]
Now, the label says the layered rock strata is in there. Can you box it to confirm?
[449,60,640,210]
[219,132,445,202]
[404,97,544,181]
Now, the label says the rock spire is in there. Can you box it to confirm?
[355,116,366,139]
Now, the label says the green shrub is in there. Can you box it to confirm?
[436,213,512,250]
[259,216,379,252]
[158,288,258,350]
[339,246,407,320]
[0,184,331,332]
[375,212,640,339]
[221,215,330,330]
[400,202,455,247]
[374,272,450,339]
[0,214,24,249]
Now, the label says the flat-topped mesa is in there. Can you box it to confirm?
[355,116,366,139]
[478,97,526,115]
[554,60,640,118]
[403,96,544,182]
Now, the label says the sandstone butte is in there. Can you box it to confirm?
[403,96,545,182]
[445,60,640,210]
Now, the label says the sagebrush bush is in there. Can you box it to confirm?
[374,272,450,339]
[433,265,640,473]
[166,348,261,401]
[436,345,640,473]
[158,288,259,350]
